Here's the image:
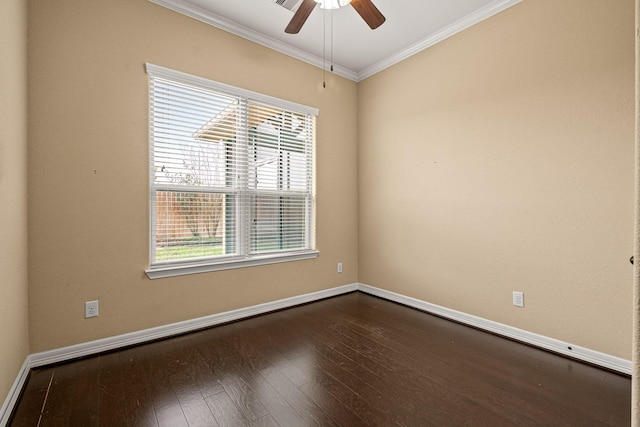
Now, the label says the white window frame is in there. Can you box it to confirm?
[145,64,318,279]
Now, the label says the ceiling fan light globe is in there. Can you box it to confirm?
[315,0,341,9]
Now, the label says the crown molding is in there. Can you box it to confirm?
[147,0,359,81]
[357,0,521,81]
[148,0,522,82]
[149,0,520,83]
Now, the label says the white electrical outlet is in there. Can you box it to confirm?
[512,291,524,308]
[85,300,99,318]
[337,262,343,273]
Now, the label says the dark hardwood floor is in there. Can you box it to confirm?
[9,292,631,426]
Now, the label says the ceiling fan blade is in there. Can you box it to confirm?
[350,0,386,30]
[285,0,317,34]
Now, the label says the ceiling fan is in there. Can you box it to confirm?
[285,0,386,34]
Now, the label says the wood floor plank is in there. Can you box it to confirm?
[198,343,269,423]
[261,367,339,427]
[298,380,368,427]
[204,391,250,427]
[275,308,421,423]
[249,414,280,427]
[97,351,128,427]
[215,319,341,427]
[296,309,428,411]
[8,369,55,427]
[67,356,101,427]
[119,346,159,427]
[170,370,219,427]
[31,357,101,426]
[155,404,189,427]
[37,361,77,426]
[198,331,309,427]
[213,371,269,423]
[185,346,225,399]
[144,337,188,413]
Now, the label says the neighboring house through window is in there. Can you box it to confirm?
[145,64,318,279]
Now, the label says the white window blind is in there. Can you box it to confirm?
[146,64,317,277]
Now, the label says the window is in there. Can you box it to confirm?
[145,64,318,279]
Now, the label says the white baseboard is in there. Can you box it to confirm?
[28,283,359,368]
[357,283,632,375]
[0,358,30,427]
[2,281,631,425]
[25,282,633,374]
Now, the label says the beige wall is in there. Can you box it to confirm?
[359,0,635,358]
[0,0,30,404]
[27,0,359,352]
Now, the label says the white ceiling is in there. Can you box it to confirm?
[149,0,521,81]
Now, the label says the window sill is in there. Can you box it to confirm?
[145,250,319,279]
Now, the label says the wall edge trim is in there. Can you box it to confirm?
[147,0,359,81]
[358,283,632,375]
[147,0,521,83]
[28,283,359,368]
[357,0,522,81]
[0,357,30,427]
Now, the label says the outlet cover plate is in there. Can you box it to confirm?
[512,291,524,308]
[85,300,99,318]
